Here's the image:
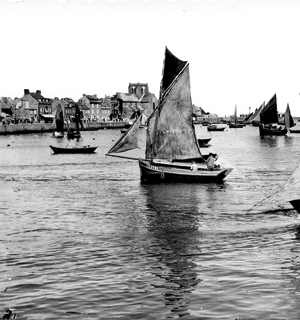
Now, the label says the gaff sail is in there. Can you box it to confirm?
[284,103,295,129]
[260,94,278,124]
[146,47,202,161]
[248,102,264,122]
[107,115,141,154]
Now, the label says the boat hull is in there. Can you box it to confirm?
[290,199,300,214]
[229,123,244,128]
[289,128,300,133]
[50,145,98,154]
[207,125,226,131]
[259,125,287,136]
[67,131,81,139]
[139,159,233,183]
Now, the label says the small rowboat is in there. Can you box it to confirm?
[289,128,300,133]
[207,125,226,131]
[50,145,98,154]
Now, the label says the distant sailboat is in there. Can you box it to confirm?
[248,102,265,126]
[229,105,244,128]
[259,94,294,136]
[106,47,233,183]
[52,103,64,138]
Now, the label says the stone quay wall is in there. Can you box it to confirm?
[0,121,128,135]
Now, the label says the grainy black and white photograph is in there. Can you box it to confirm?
[1,0,300,319]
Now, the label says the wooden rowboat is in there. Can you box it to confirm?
[50,145,98,154]
[207,125,226,131]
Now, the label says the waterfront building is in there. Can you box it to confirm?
[52,97,75,120]
[109,83,158,121]
[0,97,17,121]
[78,94,101,121]
[21,89,53,123]
[99,95,115,121]
[128,82,158,116]
[111,92,140,121]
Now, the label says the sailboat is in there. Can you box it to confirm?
[229,105,244,128]
[259,94,294,136]
[248,102,264,126]
[106,47,233,183]
[51,103,64,138]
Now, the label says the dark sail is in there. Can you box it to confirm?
[55,103,64,132]
[159,47,188,100]
[244,112,253,122]
[107,115,141,154]
[284,103,295,129]
[248,102,264,122]
[146,49,202,160]
[260,94,278,124]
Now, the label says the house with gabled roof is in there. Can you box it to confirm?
[111,92,141,121]
[21,89,53,122]
[78,94,101,121]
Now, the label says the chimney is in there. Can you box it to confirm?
[24,89,30,95]
[36,90,41,95]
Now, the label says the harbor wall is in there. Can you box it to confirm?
[0,121,128,135]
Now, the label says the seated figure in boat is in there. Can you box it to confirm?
[190,161,198,172]
[206,153,220,170]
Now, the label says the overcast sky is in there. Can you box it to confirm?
[1,0,300,117]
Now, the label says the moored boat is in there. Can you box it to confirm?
[51,103,65,137]
[207,125,226,131]
[67,130,81,139]
[289,127,300,133]
[259,94,295,136]
[50,145,98,154]
[228,105,244,128]
[106,47,233,183]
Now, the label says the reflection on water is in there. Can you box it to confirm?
[143,184,202,317]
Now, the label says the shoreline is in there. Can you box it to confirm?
[0,121,129,135]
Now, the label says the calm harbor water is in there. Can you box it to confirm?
[1,124,300,319]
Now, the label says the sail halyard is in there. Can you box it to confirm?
[107,115,141,155]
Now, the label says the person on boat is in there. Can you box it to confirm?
[206,153,219,170]
[190,161,198,172]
